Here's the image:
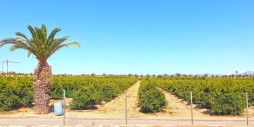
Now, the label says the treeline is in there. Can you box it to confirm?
[127,73,254,80]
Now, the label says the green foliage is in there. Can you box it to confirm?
[0,75,137,111]
[0,76,34,111]
[70,86,100,110]
[0,93,22,111]
[50,77,137,110]
[2,74,250,116]
[138,80,167,113]
[211,93,245,115]
[0,24,80,60]
[0,90,34,111]
[151,78,253,116]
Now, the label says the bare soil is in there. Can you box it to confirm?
[159,88,254,120]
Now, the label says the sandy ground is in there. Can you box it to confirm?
[0,80,254,120]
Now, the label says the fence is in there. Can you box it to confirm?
[0,90,254,126]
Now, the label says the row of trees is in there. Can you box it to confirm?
[152,78,254,115]
[138,80,167,113]
[3,72,253,80]
[127,73,254,80]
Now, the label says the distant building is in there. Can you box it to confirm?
[0,71,3,74]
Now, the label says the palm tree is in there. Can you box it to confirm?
[0,24,80,114]
[102,73,106,78]
[235,71,238,79]
[231,74,235,79]
[243,75,247,80]
[176,73,181,80]
[146,74,151,79]
[203,74,208,79]
[194,75,199,79]
[134,74,138,79]
[128,73,133,78]
[170,75,174,80]
[91,73,96,78]
[245,74,249,79]
[238,74,242,80]
[183,74,187,80]
[152,74,156,78]
[163,74,168,79]
[140,75,144,79]
[157,75,163,78]
[248,75,252,80]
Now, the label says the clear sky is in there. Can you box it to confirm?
[0,0,254,75]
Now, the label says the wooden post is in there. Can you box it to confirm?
[191,91,193,125]
[246,92,248,125]
[63,90,66,125]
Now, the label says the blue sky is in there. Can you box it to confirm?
[0,0,254,75]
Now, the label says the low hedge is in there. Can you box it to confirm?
[0,90,34,111]
[70,86,100,110]
[211,93,245,115]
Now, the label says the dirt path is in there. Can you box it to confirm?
[158,88,208,118]
[65,81,142,119]
[96,80,141,116]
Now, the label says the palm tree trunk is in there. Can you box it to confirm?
[33,60,52,114]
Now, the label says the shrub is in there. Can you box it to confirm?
[138,80,167,113]
[211,93,245,115]
[70,86,100,110]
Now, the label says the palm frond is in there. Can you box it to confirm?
[28,51,32,57]
[10,45,22,51]
[16,37,39,53]
[15,32,29,40]
[27,25,36,38]
[34,27,45,44]
[47,28,61,44]
[41,24,47,41]
[47,41,80,58]
[0,39,36,55]
[48,36,69,47]
[44,36,69,56]
[1,24,80,61]
[60,41,80,47]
